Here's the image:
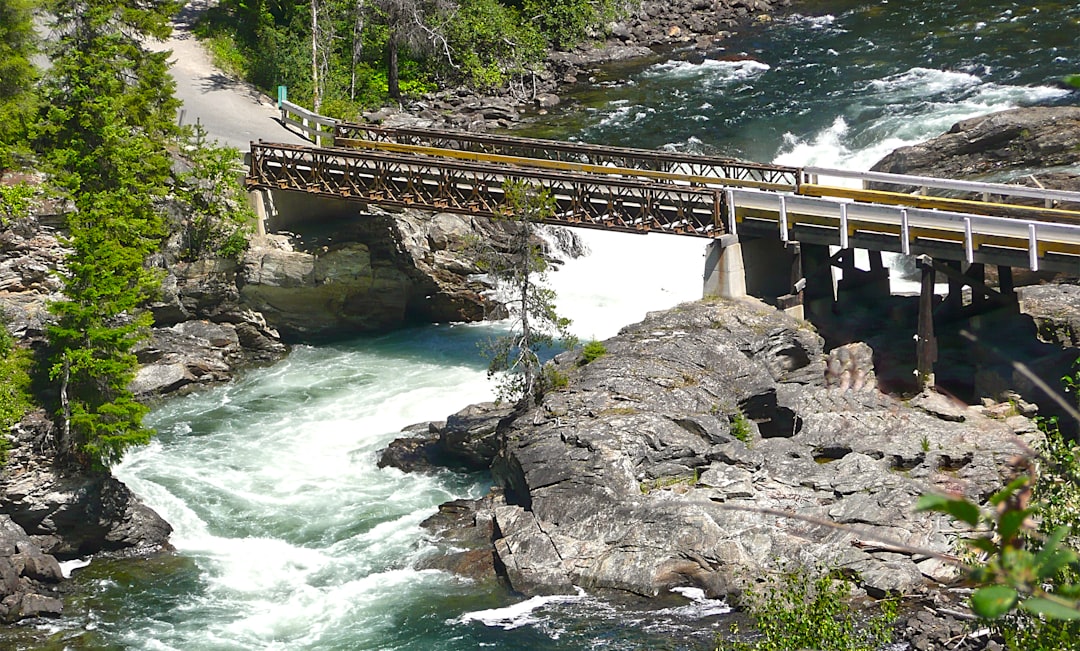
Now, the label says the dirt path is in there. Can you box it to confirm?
[150,1,307,150]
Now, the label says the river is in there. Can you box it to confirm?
[20,1,1080,649]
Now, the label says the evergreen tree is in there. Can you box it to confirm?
[0,0,40,172]
[475,181,575,405]
[38,0,180,469]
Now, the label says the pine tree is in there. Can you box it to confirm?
[0,0,40,172]
[475,181,575,405]
[38,0,180,469]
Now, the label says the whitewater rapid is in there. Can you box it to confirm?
[73,4,1080,649]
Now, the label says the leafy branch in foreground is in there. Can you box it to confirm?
[917,433,1080,641]
[915,358,1080,637]
[475,180,575,406]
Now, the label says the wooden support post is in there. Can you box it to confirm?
[945,259,964,311]
[968,263,986,310]
[998,265,1014,297]
[869,249,885,273]
[777,242,805,319]
[916,255,937,389]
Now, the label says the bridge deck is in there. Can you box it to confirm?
[248,128,1080,274]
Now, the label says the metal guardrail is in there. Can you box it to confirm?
[279,99,337,147]
[334,122,800,189]
[728,187,1080,273]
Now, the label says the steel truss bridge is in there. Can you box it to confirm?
[246,119,1080,274]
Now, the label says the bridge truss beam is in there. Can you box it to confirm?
[248,142,727,237]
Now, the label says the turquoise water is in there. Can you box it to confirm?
[16,2,1080,649]
[518,0,1077,171]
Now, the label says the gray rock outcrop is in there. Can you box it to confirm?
[0,515,64,622]
[1018,282,1080,348]
[871,106,1080,185]
[400,299,1034,600]
[2,411,173,559]
[235,207,584,339]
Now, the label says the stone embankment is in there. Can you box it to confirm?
[385,299,1036,603]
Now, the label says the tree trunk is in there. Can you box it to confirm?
[311,0,321,112]
[387,29,400,99]
[58,354,72,458]
[351,0,366,100]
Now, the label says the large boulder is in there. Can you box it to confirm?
[0,515,64,622]
[417,299,1034,600]
[871,106,1080,182]
[1,411,172,559]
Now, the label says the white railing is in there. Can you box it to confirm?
[279,98,337,147]
[803,166,1080,208]
[726,187,1080,272]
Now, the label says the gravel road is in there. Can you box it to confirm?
[149,1,308,150]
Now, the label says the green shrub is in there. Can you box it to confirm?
[0,326,33,462]
[542,365,570,392]
[730,411,752,445]
[0,182,34,227]
[579,340,607,365]
[716,567,896,651]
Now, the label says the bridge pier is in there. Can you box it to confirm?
[703,236,806,319]
[248,189,271,237]
[703,235,746,300]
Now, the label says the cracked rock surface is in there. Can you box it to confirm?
[394,298,1036,599]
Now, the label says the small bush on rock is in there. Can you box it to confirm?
[715,567,896,651]
[0,323,34,461]
[579,340,606,365]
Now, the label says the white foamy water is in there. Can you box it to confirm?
[774,67,1070,172]
[100,229,710,650]
[456,590,588,630]
[641,58,771,84]
[550,228,708,342]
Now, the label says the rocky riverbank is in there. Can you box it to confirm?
[0,176,544,623]
[363,0,796,131]
[382,298,1038,641]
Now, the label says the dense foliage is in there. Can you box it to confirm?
[0,0,38,172]
[0,0,276,471]
[195,0,634,117]
[38,0,181,470]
